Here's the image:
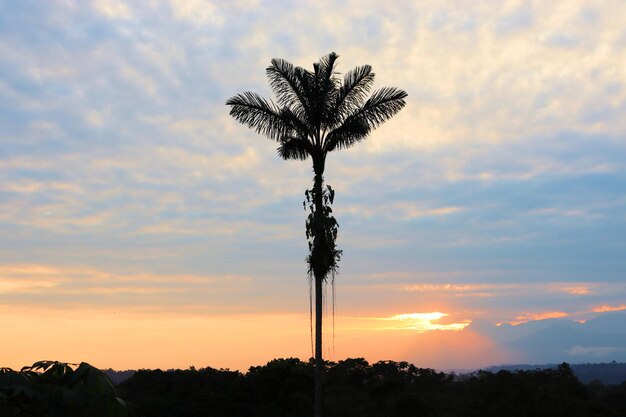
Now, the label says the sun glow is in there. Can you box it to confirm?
[376,312,470,333]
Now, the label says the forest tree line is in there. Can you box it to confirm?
[3,358,626,416]
[117,358,626,417]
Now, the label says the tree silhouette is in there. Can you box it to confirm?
[116,359,618,417]
[226,52,406,417]
[0,360,128,416]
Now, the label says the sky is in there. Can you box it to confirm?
[1,0,625,371]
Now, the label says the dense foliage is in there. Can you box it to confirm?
[0,360,128,417]
[4,358,624,416]
[117,358,626,417]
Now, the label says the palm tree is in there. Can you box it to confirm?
[226,52,406,417]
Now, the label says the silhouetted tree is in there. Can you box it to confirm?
[0,360,128,417]
[226,52,407,417]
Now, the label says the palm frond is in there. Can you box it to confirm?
[334,65,375,119]
[266,58,309,120]
[226,92,291,141]
[314,52,341,131]
[293,66,316,125]
[324,118,369,152]
[358,87,407,128]
[318,52,339,86]
[277,137,313,160]
[280,107,309,139]
[324,86,407,152]
[295,66,315,97]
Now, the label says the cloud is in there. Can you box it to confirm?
[402,282,604,299]
[592,304,626,313]
[0,264,261,314]
[559,285,591,295]
[169,0,224,26]
[92,0,133,19]
[511,311,570,325]
[567,345,626,358]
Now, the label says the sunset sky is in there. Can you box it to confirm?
[1,0,626,371]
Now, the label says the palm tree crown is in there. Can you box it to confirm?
[226,52,407,173]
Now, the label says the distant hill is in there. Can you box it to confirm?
[104,362,626,386]
[466,310,626,364]
[485,362,626,385]
[104,369,136,384]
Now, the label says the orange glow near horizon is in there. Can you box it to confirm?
[1,305,479,372]
[0,307,312,371]
[4,263,622,372]
[2,264,476,372]
[333,323,514,371]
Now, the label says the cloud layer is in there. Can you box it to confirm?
[1,0,625,369]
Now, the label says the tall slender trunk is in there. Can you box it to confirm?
[314,270,323,417]
[312,156,325,417]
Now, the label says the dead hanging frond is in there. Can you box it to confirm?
[332,270,336,354]
[304,184,342,280]
[304,183,342,356]
[309,275,314,358]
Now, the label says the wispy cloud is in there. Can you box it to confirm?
[403,282,603,298]
[567,346,626,358]
[511,311,571,325]
[92,0,133,20]
[592,304,626,313]
[0,264,260,314]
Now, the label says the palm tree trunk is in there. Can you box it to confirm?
[312,161,325,417]
[314,270,323,417]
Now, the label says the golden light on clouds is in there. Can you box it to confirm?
[0,279,57,293]
[0,264,252,300]
[404,283,498,298]
[376,312,470,333]
[511,311,570,325]
[555,284,592,295]
[592,304,626,313]
[403,282,604,299]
